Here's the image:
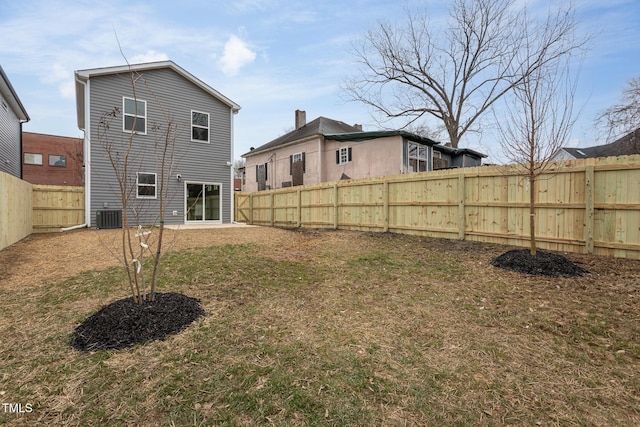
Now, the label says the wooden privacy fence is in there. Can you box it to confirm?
[235,154,640,260]
[32,185,85,233]
[0,171,32,251]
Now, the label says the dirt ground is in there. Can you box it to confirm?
[2,225,639,425]
[0,225,292,292]
[2,224,637,291]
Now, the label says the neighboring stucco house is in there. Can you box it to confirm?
[75,61,240,228]
[552,129,640,161]
[242,110,485,192]
[0,65,30,178]
[22,132,84,186]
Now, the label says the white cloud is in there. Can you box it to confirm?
[129,50,170,64]
[40,63,76,99]
[218,35,256,76]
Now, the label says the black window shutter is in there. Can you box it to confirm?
[348,147,352,162]
[302,152,306,172]
[336,150,340,164]
[256,165,259,182]
[264,163,268,180]
[289,155,293,175]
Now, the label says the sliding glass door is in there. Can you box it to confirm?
[186,182,221,223]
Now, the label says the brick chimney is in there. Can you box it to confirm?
[354,124,363,131]
[295,109,306,129]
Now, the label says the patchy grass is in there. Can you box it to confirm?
[1,229,639,426]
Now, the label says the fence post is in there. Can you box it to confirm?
[249,193,253,225]
[297,187,302,228]
[383,179,389,232]
[333,183,339,229]
[270,191,275,227]
[458,172,466,240]
[585,165,594,254]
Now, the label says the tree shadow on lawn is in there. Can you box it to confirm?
[70,292,205,351]
[491,249,590,278]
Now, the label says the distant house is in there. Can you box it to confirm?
[75,61,240,228]
[552,129,640,161]
[241,110,485,192]
[22,132,83,186]
[0,65,30,178]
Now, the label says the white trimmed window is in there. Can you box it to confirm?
[136,172,157,199]
[408,142,428,172]
[336,146,352,165]
[123,97,147,134]
[191,110,209,142]
[24,153,43,165]
[339,147,348,164]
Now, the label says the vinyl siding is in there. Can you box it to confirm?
[0,93,22,178]
[87,68,233,226]
[450,154,482,168]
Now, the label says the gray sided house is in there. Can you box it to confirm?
[552,129,640,161]
[0,65,30,178]
[75,61,240,228]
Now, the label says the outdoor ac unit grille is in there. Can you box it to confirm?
[96,210,123,229]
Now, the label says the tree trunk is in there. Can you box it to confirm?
[529,176,537,256]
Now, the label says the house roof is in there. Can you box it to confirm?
[560,129,640,159]
[326,130,487,159]
[0,65,30,122]
[242,116,362,157]
[243,117,488,160]
[75,60,240,130]
[326,130,437,145]
[432,143,488,159]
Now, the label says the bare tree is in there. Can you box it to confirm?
[344,0,581,148]
[233,158,245,179]
[597,76,640,144]
[96,67,178,304]
[404,122,442,141]
[494,6,587,255]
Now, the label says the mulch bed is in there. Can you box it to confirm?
[70,292,205,351]
[491,249,590,277]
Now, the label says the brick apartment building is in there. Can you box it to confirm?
[22,132,83,186]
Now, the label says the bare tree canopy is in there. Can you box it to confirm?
[597,76,640,141]
[233,158,246,179]
[494,6,587,254]
[496,6,586,169]
[344,0,583,148]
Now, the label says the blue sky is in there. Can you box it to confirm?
[1,0,639,163]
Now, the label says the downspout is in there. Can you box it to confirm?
[318,136,323,182]
[229,108,235,223]
[61,223,87,232]
[70,73,90,231]
[271,152,276,190]
[60,75,91,232]
[19,122,23,179]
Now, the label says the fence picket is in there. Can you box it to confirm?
[235,155,640,259]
